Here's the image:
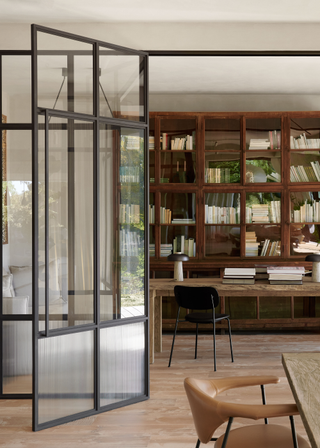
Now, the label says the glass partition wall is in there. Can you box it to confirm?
[0,25,149,431]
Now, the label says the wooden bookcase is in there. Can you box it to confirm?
[149,111,320,330]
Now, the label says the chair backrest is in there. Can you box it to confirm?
[174,286,219,310]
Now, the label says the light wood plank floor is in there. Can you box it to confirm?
[1,333,319,447]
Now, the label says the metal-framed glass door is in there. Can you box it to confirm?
[32,25,149,430]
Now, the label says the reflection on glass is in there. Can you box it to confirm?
[119,128,145,317]
[100,126,145,321]
[160,192,195,224]
[160,118,195,150]
[99,47,145,121]
[2,130,32,315]
[38,331,94,425]
[160,152,196,184]
[260,297,291,319]
[205,226,240,257]
[205,193,240,224]
[205,152,240,184]
[100,323,145,407]
[246,153,281,183]
[2,321,32,394]
[225,296,256,319]
[37,32,93,115]
[2,56,31,123]
[290,224,320,256]
[246,118,281,150]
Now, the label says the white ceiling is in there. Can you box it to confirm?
[1,0,320,23]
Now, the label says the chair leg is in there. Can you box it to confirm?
[220,417,234,448]
[226,317,234,363]
[260,384,269,425]
[195,439,201,448]
[168,307,180,367]
[195,323,198,359]
[213,319,217,372]
[289,416,299,448]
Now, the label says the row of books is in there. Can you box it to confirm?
[205,167,231,183]
[160,207,172,224]
[292,200,320,223]
[160,244,173,257]
[119,229,141,257]
[205,205,240,224]
[161,133,195,150]
[290,133,320,149]
[260,240,281,257]
[267,266,305,285]
[149,136,155,150]
[248,131,281,150]
[222,267,256,284]
[290,162,320,182]
[245,201,281,224]
[119,204,140,224]
[173,235,196,257]
[119,167,140,183]
[245,231,259,257]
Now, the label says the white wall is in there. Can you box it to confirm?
[1,21,320,51]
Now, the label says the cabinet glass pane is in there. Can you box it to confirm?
[100,322,145,407]
[246,192,281,224]
[246,224,281,257]
[290,118,320,149]
[160,192,195,224]
[38,331,94,425]
[37,32,93,115]
[160,151,196,184]
[205,226,240,258]
[205,152,240,184]
[160,118,196,150]
[205,193,240,224]
[246,118,281,183]
[225,296,256,319]
[290,191,320,223]
[290,151,320,182]
[99,47,145,122]
[290,224,320,256]
[2,56,31,123]
[161,226,196,257]
[150,193,155,258]
[260,297,291,319]
[205,118,240,184]
[205,118,240,150]
[118,128,145,318]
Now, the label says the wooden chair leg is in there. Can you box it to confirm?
[168,307,180,367]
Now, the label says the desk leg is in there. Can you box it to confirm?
[154,295,162,353]
[149,289,155,364]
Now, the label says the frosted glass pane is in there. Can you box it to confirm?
[38,331,94,425]
[2,321,32,394]
[100,322,145,407]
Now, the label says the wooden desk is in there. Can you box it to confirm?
[149,278,320,363]
[282,352,320,448]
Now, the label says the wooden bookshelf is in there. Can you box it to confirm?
[149,111,320,329]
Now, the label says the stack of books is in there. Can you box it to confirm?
[160,244,173,257]
[223,268,256,284]
[245,232,259,257]
[248,139,270,150]
[251,204,270,223]
[267,266,305,285]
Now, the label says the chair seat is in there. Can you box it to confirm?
[185,312,230,324]
[214,424,310,448]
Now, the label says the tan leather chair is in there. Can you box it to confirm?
[184,376,310,448]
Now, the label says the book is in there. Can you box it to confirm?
[222,278,255,285]
[267,266,305,274]
[269,280,302,285]
[224,268,256,276]
[268,274,303,281]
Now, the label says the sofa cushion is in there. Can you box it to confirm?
[2,273,15,297]
[2,296,29,314]
[9,261,60,305]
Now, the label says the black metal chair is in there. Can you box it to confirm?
[168,286,234,371]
